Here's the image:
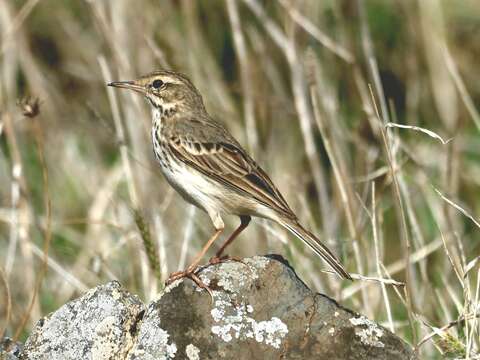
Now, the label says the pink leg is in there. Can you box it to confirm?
[209,216,250,264]
[166,228,224,287]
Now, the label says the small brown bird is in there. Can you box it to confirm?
[108,71,351,287]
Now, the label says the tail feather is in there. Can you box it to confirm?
[280,219,352,280]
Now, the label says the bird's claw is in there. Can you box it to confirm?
[165,267,214,302]
[208,254,245,266]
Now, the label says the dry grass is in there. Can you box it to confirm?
[1,1,479,358]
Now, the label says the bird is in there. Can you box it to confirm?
[108,70,351,288]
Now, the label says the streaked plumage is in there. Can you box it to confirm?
[108,70,351,284]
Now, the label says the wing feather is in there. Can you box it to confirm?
[168,134,294,218]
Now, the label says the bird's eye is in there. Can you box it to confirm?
[152,79,164,89]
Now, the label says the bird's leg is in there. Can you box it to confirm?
[209,215,251,265]
[166,227,223,287]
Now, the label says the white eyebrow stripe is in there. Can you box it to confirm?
[160,76,183,85]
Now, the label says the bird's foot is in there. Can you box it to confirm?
[208,254,245,266]
[165,266,214,300]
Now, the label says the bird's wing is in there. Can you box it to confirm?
[167,119,295,218]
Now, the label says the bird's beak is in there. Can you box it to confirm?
[107,80,146,95]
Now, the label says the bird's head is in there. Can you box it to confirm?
[108,70,205,116]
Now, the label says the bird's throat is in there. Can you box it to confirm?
[151,102,177,126]
[151,107,164,129]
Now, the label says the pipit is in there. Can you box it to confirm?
[108,71,351,288]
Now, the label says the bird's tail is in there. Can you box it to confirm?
[279,219,352,280]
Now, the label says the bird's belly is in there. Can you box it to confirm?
[160,162,212,211]
[151,132,205,210]
[157,154,260,217]
[164,165,225,213]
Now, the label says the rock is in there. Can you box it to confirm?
[19,256,415,360]
[20,281,145,360]
[1,337,23,360]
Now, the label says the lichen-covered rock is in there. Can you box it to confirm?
[18,256,415,359]
[1,337,22,359]
[130,255,414,360]
[20,281,144,360]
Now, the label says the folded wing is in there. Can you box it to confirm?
[167,128,295,220]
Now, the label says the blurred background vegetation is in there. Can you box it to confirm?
[1,0,480,358]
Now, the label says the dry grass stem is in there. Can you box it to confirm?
[99,56,139,208]
[433,187,480,230]
[443,47,480,134]
[278,0,354,63]
[1,0,41,55]
[14,108,53,340]
[226,0,258,155]
[385,123,453,145]
[178,206,197,271]
[368,83,416,339]
[29,243,88,292]
[349,273,405,288]
[133,209,161,282]
[0,266,12,338]
[371,182,395,332]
